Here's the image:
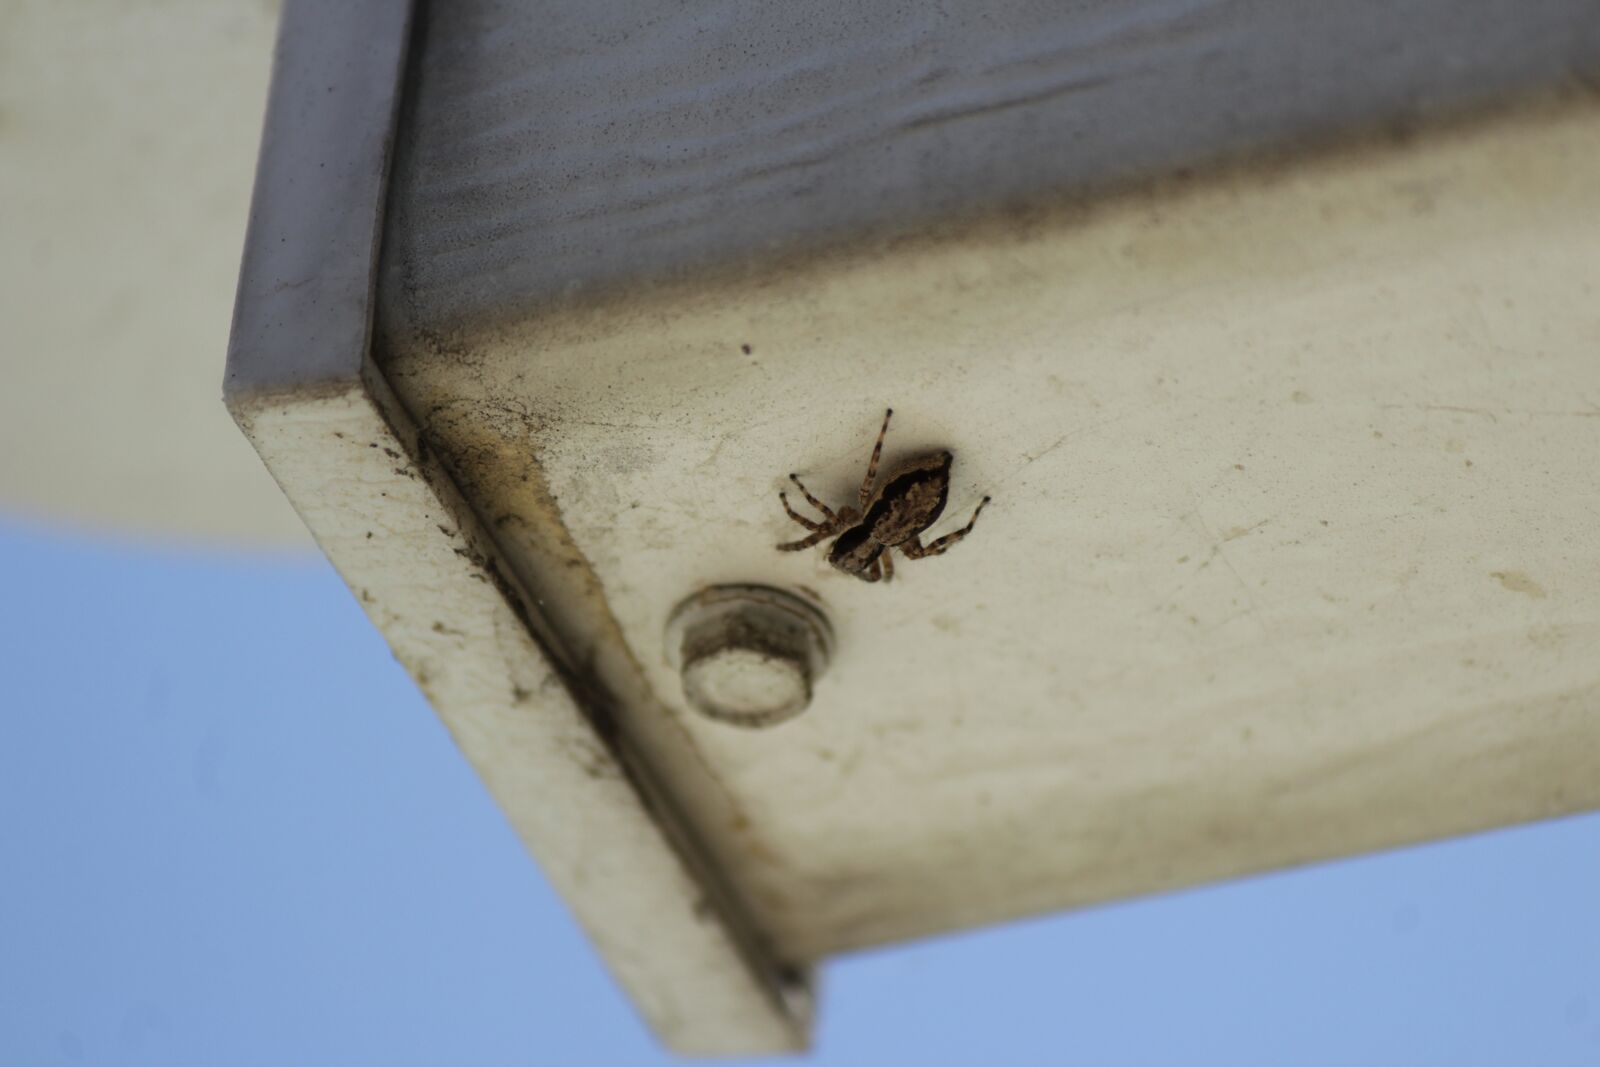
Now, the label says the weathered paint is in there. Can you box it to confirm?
[379,95,1600,960]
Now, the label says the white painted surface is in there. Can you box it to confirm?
[0,1,305,546]
[231,383,808,1053]
[382,97,1600,959]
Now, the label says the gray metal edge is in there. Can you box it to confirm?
[224,0,414,396]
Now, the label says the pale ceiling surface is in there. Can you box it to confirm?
[381,100,1600,959]
[0,0,304,547]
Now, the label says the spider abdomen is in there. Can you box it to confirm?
[861,453,952,546]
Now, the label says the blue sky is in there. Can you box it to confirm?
[2,516,1597,1066]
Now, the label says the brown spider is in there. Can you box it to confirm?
[776,408,990,583]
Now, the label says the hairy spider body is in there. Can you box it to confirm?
[776,409,989,583]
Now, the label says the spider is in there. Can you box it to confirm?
[776,408,990,583]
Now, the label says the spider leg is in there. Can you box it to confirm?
[900,496,990,559]
[858,407,893,510]
[787,473,838,522]
[779,491,822,531]
[859,555,884,583]
[880,549,894,583]
[776,527,835,552]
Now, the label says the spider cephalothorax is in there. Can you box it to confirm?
[776,409,990,583]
